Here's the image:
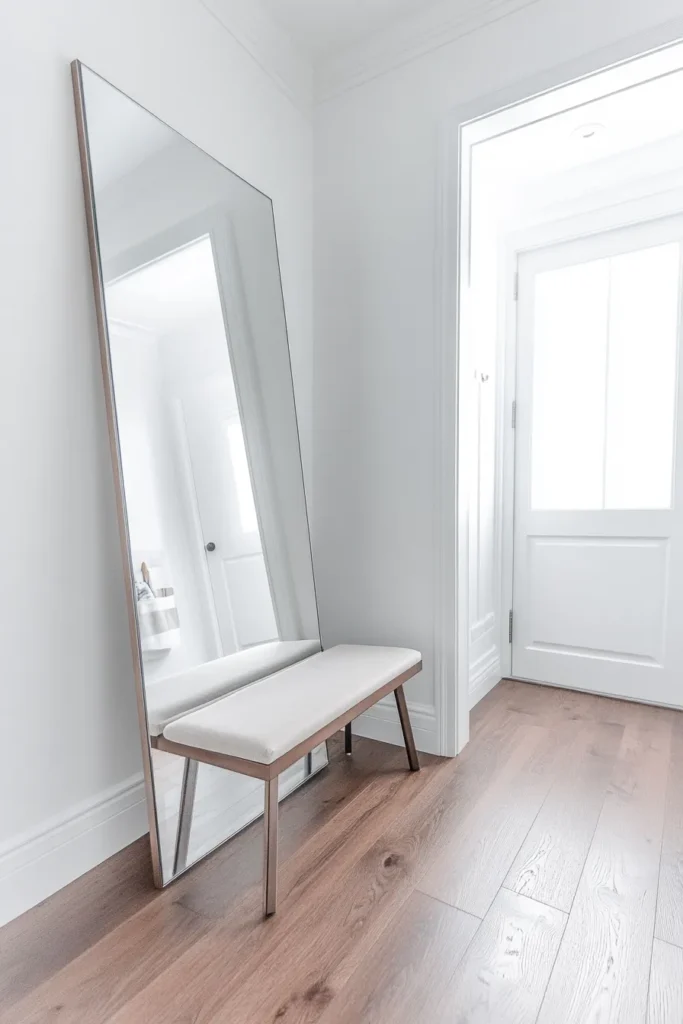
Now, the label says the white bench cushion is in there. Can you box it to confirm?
[162,644,421,764]
[145,640,321,736]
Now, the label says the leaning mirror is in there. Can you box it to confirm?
[71,62,324,886]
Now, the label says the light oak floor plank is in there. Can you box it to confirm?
[654,716,683,947]
[433,887,567,1024]
[415,722,572,917]
[647,938,683,1024]
[505,719,623,912]
[107,712,536,1024]
[1,901,212,1024]
[537,715,672,1024]
[316,891,479,1024]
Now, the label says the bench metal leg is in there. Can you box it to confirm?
[263,776,279,916]
[345,722,353,755]
[394,685,420,772]
[173,758,199,875]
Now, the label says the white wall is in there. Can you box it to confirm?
[0,0,312,924]
[312,0,683,753]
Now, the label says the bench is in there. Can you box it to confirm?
[153,644,422,915]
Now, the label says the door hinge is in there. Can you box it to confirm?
[513,271,519,301]
[511,400,516,429]
[508,609,514,644]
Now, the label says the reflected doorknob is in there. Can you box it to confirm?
[205,542,216,552]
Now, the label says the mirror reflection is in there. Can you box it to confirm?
[75,65,323,884]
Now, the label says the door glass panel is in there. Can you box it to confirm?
[604,244,679,509]
[530,241,680,511]
[531,259,609,510]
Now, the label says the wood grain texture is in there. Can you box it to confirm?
[108,707,527,1024]
[2,901,211,1024]
[175,734,407,919]
[0,836,156,1012]
[0,735,403,1011]
[1,685,681,1024]
[433,888,566,1024]
[537,716,672,1024]
[316,891,478,1024]
[505,719,623,912]
[104,747,455,1023]
[647,938,683,1024]
[655,717,683,947]
[416,722,569,916]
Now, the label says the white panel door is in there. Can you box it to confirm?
[512,217,683,707]
[183,379,278,654]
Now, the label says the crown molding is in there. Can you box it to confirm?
[199,0,313,113]
[315,0,544,104]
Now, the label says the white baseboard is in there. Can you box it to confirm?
[469,651,502,709]
[0,773,148,927]
[352,698,440,755]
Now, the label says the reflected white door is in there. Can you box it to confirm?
[512,218,683,707]
[183,377,278,655]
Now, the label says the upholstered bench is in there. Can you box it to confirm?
[153,644,422,915]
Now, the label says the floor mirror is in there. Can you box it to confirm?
[71,61,325,887]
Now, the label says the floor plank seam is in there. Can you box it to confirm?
[478,722,583,921]
[529,734,619,1024]
[652,934,683,953]
[645,722,674,1020]
[531,891,570,1024]
[411,888,484,920]
[499,884,568,918]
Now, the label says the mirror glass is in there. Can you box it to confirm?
[74,64,324,884]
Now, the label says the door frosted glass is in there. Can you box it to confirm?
[530,259,609,510]
[604,245,679,509]
[530,242,680,511]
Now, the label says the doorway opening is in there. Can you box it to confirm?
[454,35,683,744]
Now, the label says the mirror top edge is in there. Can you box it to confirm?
[71,58,275,210]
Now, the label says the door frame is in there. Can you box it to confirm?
[440,24,683,755]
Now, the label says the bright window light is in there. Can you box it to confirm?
[531,242,680,510]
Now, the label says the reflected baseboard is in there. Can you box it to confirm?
[0,774,148,927]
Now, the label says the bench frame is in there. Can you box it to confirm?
[152,660,422,915]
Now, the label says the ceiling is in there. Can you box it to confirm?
[473,67,683,186]
[259,0,437,58]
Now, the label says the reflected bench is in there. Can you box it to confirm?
[145,639,322,738]
[152,644,422,915]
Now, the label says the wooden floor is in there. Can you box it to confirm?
[3,680,683,1023]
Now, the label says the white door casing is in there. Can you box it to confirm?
[511,215,683,708]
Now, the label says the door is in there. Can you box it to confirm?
[182,376,278,654]
[512,217,683,707]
